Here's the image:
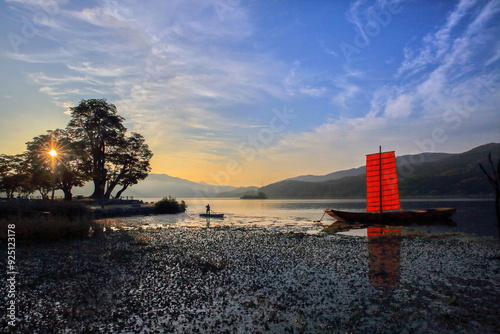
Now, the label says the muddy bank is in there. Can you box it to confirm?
[2,227,499,333]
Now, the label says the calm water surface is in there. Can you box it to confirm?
[131,198,498,238]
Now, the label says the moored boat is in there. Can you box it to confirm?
[324,208,456,225]
[325,147,456,225]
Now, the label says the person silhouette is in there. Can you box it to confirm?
[206,204,210,214]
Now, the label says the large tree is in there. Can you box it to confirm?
[67,99,126,199]
[66,99,152,200]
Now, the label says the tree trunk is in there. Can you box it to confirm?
[62,186,73,201]
[104,169,128,200]
[90,178,105,198]
[115,184,129,199]
[90,168,107,199]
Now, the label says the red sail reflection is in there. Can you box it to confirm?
[367,227,401,288]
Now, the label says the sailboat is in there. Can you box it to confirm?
[324,147,455,224]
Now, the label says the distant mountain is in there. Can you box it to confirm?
[286,152,452,183]
[285,167,365,183]
[260,143,499,199]
[73,173,243,199]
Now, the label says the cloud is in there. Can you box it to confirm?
[27,72,108,87]
[299,87,327,97]
[66,62,138,77]
[397,0,498,78]
[384,94,413,118]
[69,6,130,28]
[331,81,361,107]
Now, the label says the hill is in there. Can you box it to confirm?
[286,152,451,183]
[260,143,500,199]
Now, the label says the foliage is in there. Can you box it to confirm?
[0,154,29,198]
[154,196,187,214]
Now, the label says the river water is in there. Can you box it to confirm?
[123,198,498,238]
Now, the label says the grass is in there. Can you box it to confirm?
[0,200,98,243]
[0,217,98,242]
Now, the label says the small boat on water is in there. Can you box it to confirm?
[199,213,224,218]
[325,147,455,225]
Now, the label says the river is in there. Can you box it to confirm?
[124,198,498,238]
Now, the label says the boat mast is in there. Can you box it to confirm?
[379,145,383,214]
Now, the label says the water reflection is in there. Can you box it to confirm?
[367,227,402,288]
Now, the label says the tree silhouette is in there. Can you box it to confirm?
[66,99,152,201]
[479,151,500,240]
[67,99,126,199]
[0,154,27,198]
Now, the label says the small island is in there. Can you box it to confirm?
[240,191,268,199]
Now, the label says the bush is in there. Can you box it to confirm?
[154,196,187,214]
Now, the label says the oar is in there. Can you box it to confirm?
[313,212,326,222]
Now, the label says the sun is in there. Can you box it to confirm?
[48,149,58,157]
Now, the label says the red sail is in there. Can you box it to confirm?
[366,151,400,212]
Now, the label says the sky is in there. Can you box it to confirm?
[1,0,499,187]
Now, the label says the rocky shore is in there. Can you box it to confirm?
[2,226,499,333]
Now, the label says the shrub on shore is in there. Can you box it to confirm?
[154,196,187,214]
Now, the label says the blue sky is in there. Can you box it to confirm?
[1,0,499,186]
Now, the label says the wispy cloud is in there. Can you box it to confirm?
[397,0,494,78]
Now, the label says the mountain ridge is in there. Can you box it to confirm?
[260,143,499,199]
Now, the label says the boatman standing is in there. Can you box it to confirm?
[206,204,210,214]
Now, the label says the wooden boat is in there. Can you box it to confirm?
[325,147,455,225]
[199,213,224,218]
[324,208,456,225]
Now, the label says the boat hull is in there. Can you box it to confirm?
[199,213,224,218]
[324,208,455,225]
